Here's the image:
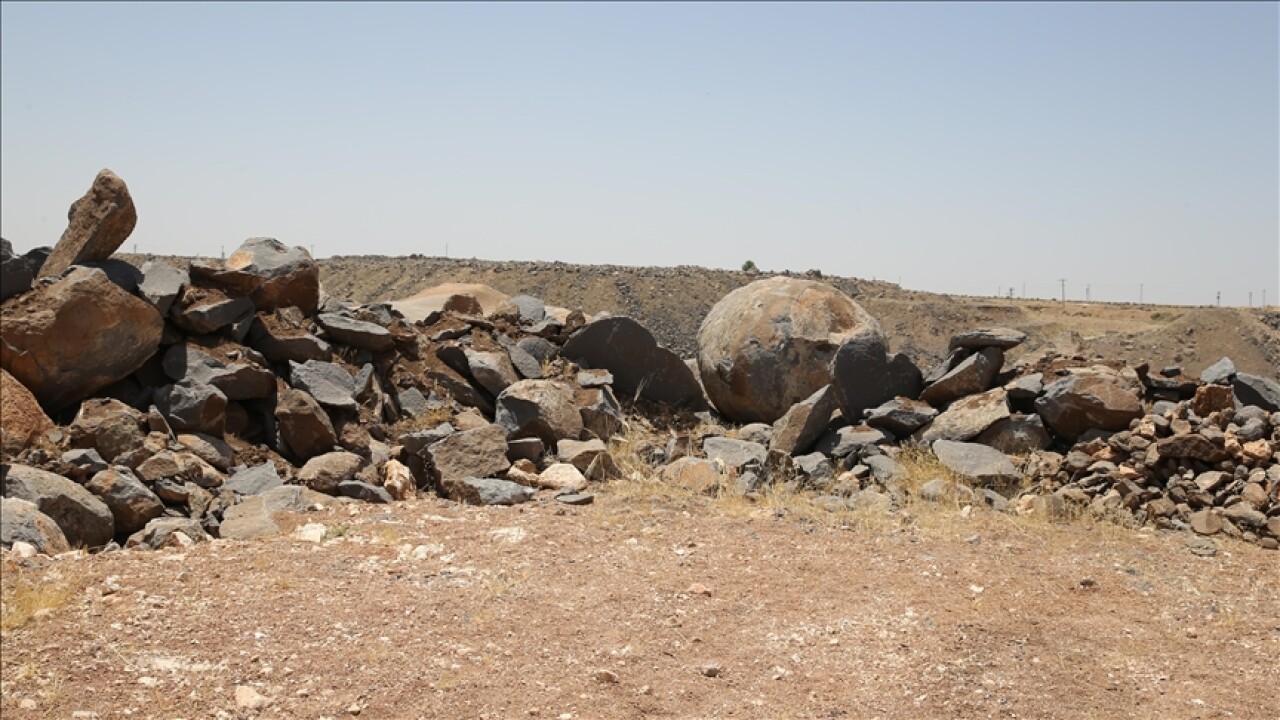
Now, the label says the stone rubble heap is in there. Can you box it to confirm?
[1,170,1277,556]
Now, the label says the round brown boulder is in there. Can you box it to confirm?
[697,277,883,423]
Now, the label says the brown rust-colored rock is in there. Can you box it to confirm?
[697,277,883,423]
[1,267,163,411]
[0,369,53,455]
[38,169,137,278]
[1034,373,1143,440]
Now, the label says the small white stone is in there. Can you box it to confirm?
[234,685,270,710]
[10,541,37,557]
[294,523,327,543]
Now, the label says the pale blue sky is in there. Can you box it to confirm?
[2,2,1276,306]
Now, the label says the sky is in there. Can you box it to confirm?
[1,2,1276,307]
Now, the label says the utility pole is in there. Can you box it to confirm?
[1085,284,1091,302]
[1059,278,1067,303]
[1216,291,1221,306]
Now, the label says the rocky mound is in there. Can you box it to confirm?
[2,170,1277,557]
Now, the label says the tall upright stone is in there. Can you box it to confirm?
[39,169,137,278]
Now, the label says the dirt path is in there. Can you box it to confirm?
[3,493,1278,720]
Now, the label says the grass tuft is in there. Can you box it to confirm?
[0,568,82,632]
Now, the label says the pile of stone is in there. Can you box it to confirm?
[1,170,709,554]
[1,170,1276,556]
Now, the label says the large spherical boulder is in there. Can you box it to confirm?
[697,277,883,423]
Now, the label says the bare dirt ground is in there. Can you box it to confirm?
[4,488,1278,720]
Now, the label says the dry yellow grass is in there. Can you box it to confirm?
[0,568,81,632]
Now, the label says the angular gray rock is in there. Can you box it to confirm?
[915,388,1011,444]
[84,467,164,535]
[397,387,430,417]
[919,347,1003,407]
[948,327,1028,351]
[578,385,624,440]
[1006,373,1044,403]
[562,316,706,408]
[495,380,584,446]
[793,452,834,486]
[702,436,768,470]
[919,478,977,504]
[81,259,143,293]
[865,397,939,436]
[506,343,543,380]
[697,277,883,423]
[465,348,520,396]
[219,485,331,540]
[0,239,34,302]
[831,335,922,423]
[138,260,189,315]
[162,343,275,400]
[39,169,137,278]
[337,480,393,503]
[171,294,255,335]
[316,313,394,352]
[454,477,535,506]
[68,398,147,463]
[154,381,228,436]
[427,423,512,495]
[175,433,235,472]
[1233,373,1280,413]
[1199,357,1236,385]
[289,360,357,411]
[61,448,109,482]
[864,454,906,485]
[298,451,363,494]
[517,336,558,365]
[492,295,546,325]
[224,238,320,314]
[247,311,333,364]
[0,497,71,554]
[1,464,114,547]
[125,517,209,550]
[814,425,890,458]
[1,266,163,411]
[223,463,285,496]
[1034,373,1143,439]
[770,385,837,455]
[931,440,1021,489]
[976,414,1052,455]
[275,388,338,461]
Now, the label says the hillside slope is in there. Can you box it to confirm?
[317,255,1280,377]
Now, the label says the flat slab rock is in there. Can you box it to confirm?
[949,327,1028,351]
[455,477,534,506]
[931,440,1021,488]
